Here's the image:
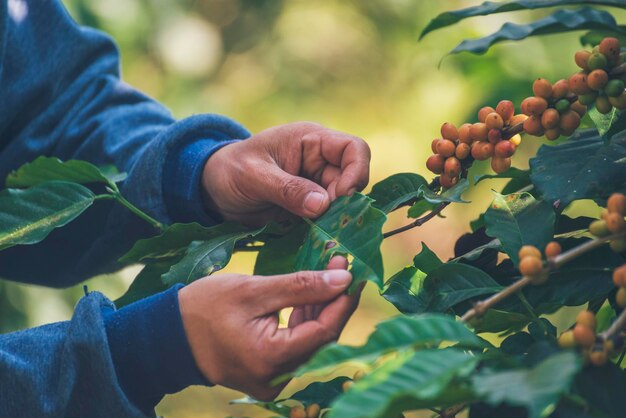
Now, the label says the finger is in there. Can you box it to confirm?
[263,163,331,218]
[288,306,306,328]
[251,270,352,314]
[327,255,349,270]
[297,256,349,324]
[303,131,371,197]
[273,289,362,366]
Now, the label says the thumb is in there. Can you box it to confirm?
[251,269,352,315]
[263,164,330,218]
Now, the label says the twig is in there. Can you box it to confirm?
[501,122,524,140]
[600,308,626,340]
[439,404,466,418]
[383,202,449,239]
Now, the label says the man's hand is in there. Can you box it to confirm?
[202,122,371,225]
[178,257,360,400]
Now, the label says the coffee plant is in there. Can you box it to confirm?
[7,1,626,417]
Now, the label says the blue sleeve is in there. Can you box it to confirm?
[0,0,250,287]
[0,0,250,415]
[0,287,203,418]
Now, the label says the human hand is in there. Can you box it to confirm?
[202,122,371,225]
[178,256,361,400]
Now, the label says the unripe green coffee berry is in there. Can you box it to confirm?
[595,95,613,114]
[578,92,598,106]
[588,52,608,70]
[558,330,576,348]
[555,99,571,113]
[609,92,626,109]
[589,219,610,237]
[605,79,625,97]
[610,238,626,253]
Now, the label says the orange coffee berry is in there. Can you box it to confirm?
[552,79,570,100]
[544,241,562,258]
[470,122,488,141]
[612,264,626,287]
[458,123,472,144]
[494,140,515,158]
[608,193,626,215]
[606,212,625,233]
[496,100,515,122]
[569,72,593,95]
[426,154,445,174]
[541,108,560,129]
[523,115,544,136]
[532,78,552,99]
[441,122,459,141]
[436,139,456,157]
[491,156,511,174]
[478,106,496,123]
[485,112,504,130]
[519,245,542,260]
[575,50,592,71]
[576,310,597,330]
[587,69,609,91]
[455,142,470,160]
[573,323,596,348]
[444,157,461,178]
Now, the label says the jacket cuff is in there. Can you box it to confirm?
[162,114,250,224]
[103,285,208,415]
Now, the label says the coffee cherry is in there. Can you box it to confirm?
[545,128,561,141]
[605,79,625,97]
[291,406,307,418]
[488,128,502,144]
[587,69,609,90]
[455,142,470,160]
[509,134,522,146]
[510,114,528,126]
[519,245,541,260]
[353,370,366,381]
[608,193,626,215]
[494,140,515,158]
[555,99,571,113]
[609,239,623,253]
[496,100,515,122]
[444,157,461,178]
[602,208,610,220]
[606,212,625,233]
[570,101,587,117]
[342,380,354,392]
[545,241,562,258]
[478,106,496,123]
[575,50,592,71]
[431,139,440,153]
[306,404,321,418]
[436,139,456,157]
[589,219,610,237]
[470,123,488,141]
[569,73,593,95]
[573,323,596,348]
[439,174,458,189]
[541,108,560,129]
[595,96,613,114]
[617,287,626,308]
[558,330,576,348]
[576,310,597,331]
[519,255,543,276]
[521,96,548,116]
[612,264,626,287]
[485,112,504,130]
[599,37,621,65]
[588,52,608,70]
[491,156,511,174]
[590,349,608,366]
[559,110,581,136]
[552,79,570,100]
[533,78,552,99]
[441,122,459,141]
[426,154,446,174]
[523,115,545,136]
[609,91,626,109]
[578,92,598,106]
[458,123,472,144]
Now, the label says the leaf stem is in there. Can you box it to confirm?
[383,202,449,239]
[109,190,165,232]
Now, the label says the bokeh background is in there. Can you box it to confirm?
[2,1,624,417]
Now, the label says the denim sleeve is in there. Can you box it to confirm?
[0,0,250,287]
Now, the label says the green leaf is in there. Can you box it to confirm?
[472,309,533,334]
[162,223,268,285]
[368,173,428,213]
[472,352,582,418]
[449,7,625,56]
[0,181,95,250]
[382,266,424,314]
[450,239,502,264]
[580,26,626,46]
[6,156,125,188]
[114,261,173,308]
[484,192,555,265]
[474,167,530,186]
[254,222,308,276]
[295,193,386,291]
[328,349,479,418]
[120,222,216,264]
[287,377,351,409]
[412,242,443,273]
[420,0,626,40]
[292,314,485,377]
[230,396,291,416]
[588,106,626,142]
[407,178,470,218]
[407,263,504,314]
[573,362,626,418]
[529,129,626,209]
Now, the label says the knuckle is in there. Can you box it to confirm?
[290,271,318,294]
[280,177,304,201]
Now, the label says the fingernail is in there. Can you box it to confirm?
[304,191,325,214]
[323,270,352,287]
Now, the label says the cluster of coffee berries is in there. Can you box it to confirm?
[558,310,623,366]
[521,78,586,141]
[426,102,526,185]
[589,193,626,252]
[517,242,561,284]
[290,403,320,418]
[573,37,626,114]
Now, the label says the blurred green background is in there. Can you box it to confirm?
[2,1,624,417]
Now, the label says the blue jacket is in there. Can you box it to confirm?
[0,0,250,416]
